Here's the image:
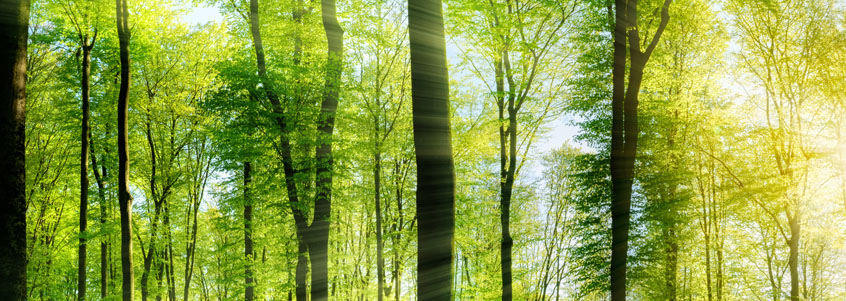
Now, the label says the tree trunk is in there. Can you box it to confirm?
[295,241,308,300]
[244,162,255,301]
[609,1,671,299]
[78,36,94,301]
[393,159,406,301]
[184,143,208,301]
[91,136,109,299]
[141,207,161,301]
[408,0,456,298]
[307,2,343,300]
[664,225,678,301]
[0,0,29,297]
[142,114,162,301]
[375,151,385,301]
[115,0,134,299]
[705,233,712,301]
[183,164,202,300]
[164,203,176,301]
[246,0,310,298]
[609,1,634,298]
[789,210,800,301]
[495,49,516,301]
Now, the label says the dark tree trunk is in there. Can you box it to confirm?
[308,2,343,300]
[115,0,134,299]
[0,0,29,298]
[495,50,518,300]
[609,1,671,300]
[295,241,308,300]
[609,1,634,296]
[78,34,95,301]
[408,0,456,298]
[244,162,255,301]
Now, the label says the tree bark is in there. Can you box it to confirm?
[91,135,109,299]
[0,0,29,298]
[78,33,95,301]
[141,206,161,301]
[183,150,205,301]
[308,2,343,300]
[496,50,518,300]
[789,210,800,301]
[609,1,634,298]
[244,162,255,301]
[609,1,671,299]
[246,0,308,298]
[164,202,176,301]
[408,0,455,298]
[375,151,385,301]
[115,0,134,299]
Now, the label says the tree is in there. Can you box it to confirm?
[309,1,344,299]
[115,0,133,299]
[244,162,254,301]
[728,1,837,299]
[408,0,456,299]
[246,0,343,299]
[54,1,103,298]
[0,0,29,298]
[609,0,672,299]
[446,1,574,297]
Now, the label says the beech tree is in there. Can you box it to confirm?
[408,0,456,299]
[609,0,672,299]
[0,0,29,298]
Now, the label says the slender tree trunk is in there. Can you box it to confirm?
[164,203,176,301]
[664,225,678,301]
[408,0,455,298]
[495,49,516,301]
[244,162,255,301]
[91,136,109,299]
[0,0,29,297]
[78,37,94,301]
[142,115,161,301]
[115,0,134,299]
[500,111,516,301]
[246,0,310,298]
[142,207,161,301]
[184,151,204,300]
[715,209,723,301]
[789,210,800,301]
[394,159,405,301]
[156,258,164,301]
[375,151,385,301]
[183,195,200,300]
[705,233,712,301]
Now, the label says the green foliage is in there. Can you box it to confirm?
[21,0,846,299]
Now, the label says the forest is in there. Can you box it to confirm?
[1,0,846,299]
